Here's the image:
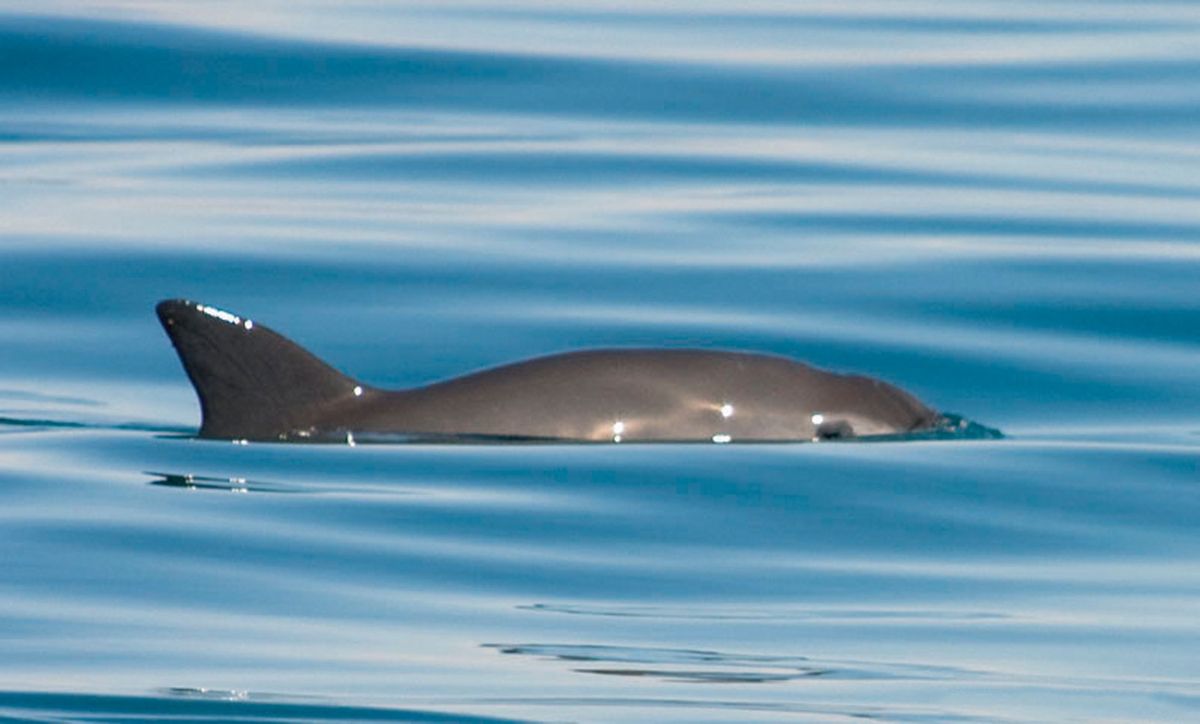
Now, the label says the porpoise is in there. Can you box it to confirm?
[156,299,992,443]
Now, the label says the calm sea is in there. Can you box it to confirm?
[1,2,1198,721]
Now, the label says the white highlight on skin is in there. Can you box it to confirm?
[712,434,732,444]
[195,303,242,326]
[720,403,734,418]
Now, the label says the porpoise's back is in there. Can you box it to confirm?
[158,299,941,442]
[363,349,938,441]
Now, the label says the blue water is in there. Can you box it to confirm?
[2,2,1199,721]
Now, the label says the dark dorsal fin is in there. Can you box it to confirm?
[156,299,364,440]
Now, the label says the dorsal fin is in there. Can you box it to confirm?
[156,299,364,440]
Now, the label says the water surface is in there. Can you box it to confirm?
[1,2,1198,721]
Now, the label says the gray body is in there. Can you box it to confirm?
[156,299,943,443]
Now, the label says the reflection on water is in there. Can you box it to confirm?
[0,1,1198,722]
[147,471,299,494]
[487,643,833,683]
[517,602,1012,622]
